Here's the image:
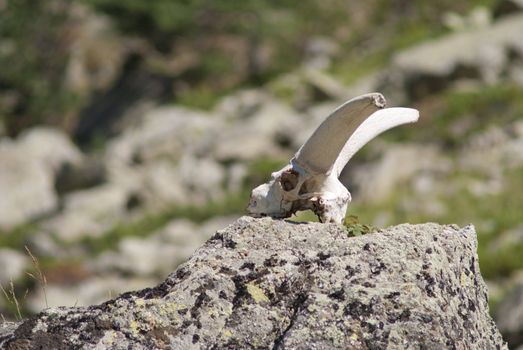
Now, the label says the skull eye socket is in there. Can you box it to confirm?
[280,169,299,191]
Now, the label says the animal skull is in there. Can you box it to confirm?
[247,92,419,223]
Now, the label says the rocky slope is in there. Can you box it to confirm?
[0,217,506,349]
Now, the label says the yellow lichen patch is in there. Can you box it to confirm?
[100,330,116,346]
[460,271,468,286]
[130,320,140,335]
[246,283,270,304]
[135,298,145,307]
[224,330,233,338]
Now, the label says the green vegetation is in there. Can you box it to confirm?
[0,0,82,135]
[350,165,523,280]
[0,224,37,251]
[363,83,523,154]
[1,0,502,135]
[344,215,376,237]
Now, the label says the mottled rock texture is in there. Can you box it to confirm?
[0,217,506,349]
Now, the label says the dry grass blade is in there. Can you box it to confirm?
[9,281,21,320]
[0,282,22,320]
[24,246,48,308]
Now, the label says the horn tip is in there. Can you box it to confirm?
[370,92,387,109]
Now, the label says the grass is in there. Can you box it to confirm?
[0,282,24,320]
[0,224,37,251]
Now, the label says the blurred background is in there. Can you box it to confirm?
[0,0,522,346]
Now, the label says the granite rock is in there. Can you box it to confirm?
[0,217,506,349]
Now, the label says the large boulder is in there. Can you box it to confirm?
[0,127,82,229]
[382,13,523,101]
[0,217,505,349]
[0,248,29,285]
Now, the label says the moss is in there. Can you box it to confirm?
[344,215,376,237]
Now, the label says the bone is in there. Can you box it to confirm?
[293,92,386,175]
[247,93,419,223]
[334,107,419,177]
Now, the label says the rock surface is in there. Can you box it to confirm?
[384,12,523,101]
[496,278,523,348]
[0,217,505,349]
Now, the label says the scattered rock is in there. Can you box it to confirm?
[40,184,132,242]
[0,127,84,228]
[344,144,450,203]
[106,106,218,165]
[303,36,340,70]
[17,127,83,174]
[213,98,299,161]
[91,216,236,277]
[0,140,58,229]
[384,13,523,100]
[460,122,523,174]
[0,218,506,349]
[0,249,29,285]
[55,155,107,195]
[488,225,523,254]
[177,156,226,203]
[496,279,523,348]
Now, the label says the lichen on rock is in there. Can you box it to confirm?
[0,217,507,349]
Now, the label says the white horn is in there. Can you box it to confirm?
[293,93,386,175]
[247,92,419,224]
[334,107,419,177]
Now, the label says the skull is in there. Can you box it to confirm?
[247,93,419,224]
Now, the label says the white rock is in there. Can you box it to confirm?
[177,156,226,202]
[0,142,57,229]
[214,89,271,121]
[303,36,339,70]
[0,127,82,228]
[460,122,523,174]
[41,184,130,242]
[91,217,235,277]
[136,159,187,206]
[213,99,300,161]
[18,127,83,173]
[388,13,523,100]
[0,249,29,285]
[346,144,449,203]
[107,106,219,164]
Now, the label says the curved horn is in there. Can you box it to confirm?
[334,107,419,177]
[292,93,386,175]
